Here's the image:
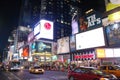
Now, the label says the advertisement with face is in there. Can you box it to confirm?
[79,11,102,32]
[57,37,70,54]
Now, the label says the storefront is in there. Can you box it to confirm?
[70,49,100,67]
[96,48,120,65]
[57,36,70,64]
[69,10,106,67]
[31,40,53,65]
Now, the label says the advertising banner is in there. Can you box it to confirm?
[22,45,29,57]
[34,20,53,40]
[106,0,120,21]
[72,49,96,61]
[85,11,102,29]
[76,27,105,50]
[36,41,52,53]
[57,37,70,54]
[96,48,120,58]
[28,31,34,43]
[35,20,53,40]
[71,14,79,35]
[71,10,102,34]
[105,22,120,46]
[70,35,76,52]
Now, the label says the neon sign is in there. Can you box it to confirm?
[74,54,94,59]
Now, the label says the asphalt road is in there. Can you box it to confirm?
[1,69,68,80]
[0,71,10,80]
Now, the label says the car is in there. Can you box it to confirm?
[29,66,44,74]
[99,65,120,78]
[68,67,117,80]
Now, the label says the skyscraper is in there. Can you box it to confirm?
[19,0,82,41]
[19,0,106,41]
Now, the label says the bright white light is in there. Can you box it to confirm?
[57,37,70,54]
[34,24,40,36]
[36,20,53,40]
[113,48,120,57]
[105,49,114,57]
[76,27,105,50]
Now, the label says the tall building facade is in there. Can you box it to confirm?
[19,0,81,41]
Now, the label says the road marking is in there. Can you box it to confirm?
[8,77,12,79]
[9,72,21,80]
[3,71,21,80]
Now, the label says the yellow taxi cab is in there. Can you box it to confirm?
[29,66,44,74]
[99,65,120,78]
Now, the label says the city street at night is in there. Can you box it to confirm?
[0,69,68,80]
[1,0,120,80]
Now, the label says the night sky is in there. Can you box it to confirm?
[0,0,21,52]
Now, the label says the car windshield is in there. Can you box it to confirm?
[91,69,105,75]
[114,65,120,70]
[34,66,41,69]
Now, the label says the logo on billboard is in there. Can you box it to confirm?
[87,14,101,28]
[44,22,51,30]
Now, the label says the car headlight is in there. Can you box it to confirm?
[20,66,24,69]
[100,78,109,80]
[35,69,39,71]
[29,68,31,71]
[42,69,44,72]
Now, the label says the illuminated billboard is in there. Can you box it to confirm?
[57,37,70,54]
[71,14,79,35]
[105,22,120,46]
[106,0,120,21]
[71,11,102,34]
[35,20,53,40]
[96,48,120,58]
[70,35,76,52]
[34,23,40,36]
[28,31,34,43]
[35,41,52,53]
[76,27,105,50]
[22,46,29,57]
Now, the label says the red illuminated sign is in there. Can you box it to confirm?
[22,46,29,57]
[44,22,51,30]
[74,54,94,59]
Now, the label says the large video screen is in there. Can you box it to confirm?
[36,20,53,40]
[70,35,76,52]
[57,37,70,54]
[96,48,120,58]
[34,23,40,36]
[105,22,120,46]
[113,48,120,57]
[71,14,79,35]
[76,27,105,50]
[36,41,52,53]
[22,45,29,57]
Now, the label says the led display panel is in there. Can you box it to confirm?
[113,48,120,57]
[57,37,70,54]
[105,48,114,57]
[70,35,76,52]
[76,27,105,50]
[36,20,53,40]
[105,22,120,46]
